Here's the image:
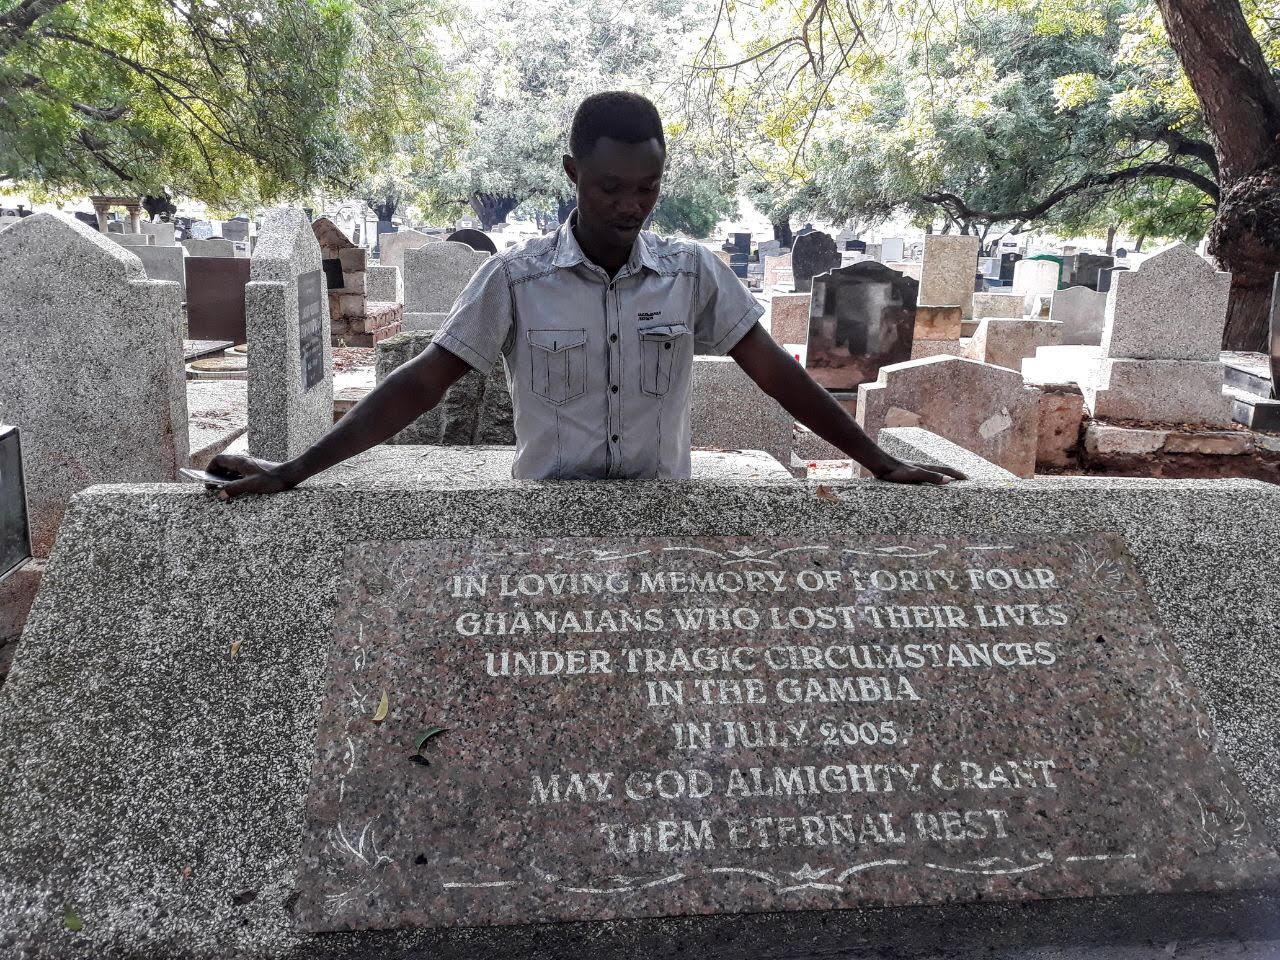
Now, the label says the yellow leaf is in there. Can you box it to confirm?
[815,484,841,503]
[372,691,389,724]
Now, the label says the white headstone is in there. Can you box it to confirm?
[0,214,187,556]
[140,221,176,246]
[1049,286,1108,346]
[1012,260,1061,313]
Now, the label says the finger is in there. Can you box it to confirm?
[926,471,954,485]
[932,465,968,482]
[210,453,255,478]
[217,475,265,501]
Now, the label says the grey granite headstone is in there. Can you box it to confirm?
[403,241,491,314]
[222,217,250,243]
[245,207,333,460]
[1050,285,1107,346]
[0,213,187,556]
[366,263,403,303]
[790,231,840,294]
[110,232,153,247]
[806,262,918,390]
[1,474,1279,956]
[919,234,980,319]
[131,244,186,300]
[378,229,435,270]
[140,220,176,246]
[690,356,791,466]
[182,237,235,258]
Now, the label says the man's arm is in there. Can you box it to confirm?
[210,344,473,499]
[728,323,965,485]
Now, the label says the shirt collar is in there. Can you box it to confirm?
[552,211,659,276]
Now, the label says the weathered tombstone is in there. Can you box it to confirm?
[183,237,235,258]
[366,264,403,303]
[856,355,1040,476]
[964,318,1064,372]
[376,331,512,445]
[379,228,435,269]
[1064,253,1114,290]
[140,220,176,246]
[0,214,187,556]
[999,252,1023,283]
[131,244,187,300]
[1013,259,1061,314]
[690,356,792,467]
[790,230,840,293]
[919,235,980,320]
[245,207,333,460]
[1085,243,1232,424]
[1098,265,1129,293]
[110,232,153,247]
[971,291,1026,320]
[190,219,215,239]
[374,219,397,254]
[403,241,491,314]
[847,239,867,253]
[1049,285,1108,346]
[767,292,811,348]
[0,425,30,579]
[762,251,792,289]
[880,236,904,262]
[805,262,917,390]
[4,466,1280,955]
[729,252,749,279]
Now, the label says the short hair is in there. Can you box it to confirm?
[570,92,666,159]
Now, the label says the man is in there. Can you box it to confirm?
[212,92,961,497]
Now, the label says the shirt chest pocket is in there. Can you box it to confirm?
[527,328,587,405]
[638,321,690,397]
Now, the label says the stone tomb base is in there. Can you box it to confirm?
[1,462,1279,958]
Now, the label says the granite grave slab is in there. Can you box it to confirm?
[805,262,918,390]
[919,235,980,319]
[403,241,491,314]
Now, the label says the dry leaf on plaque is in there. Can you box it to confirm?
[229,639,242,659]
[815,484,841,503]
[62,907,84,932]
[372,691,389,723]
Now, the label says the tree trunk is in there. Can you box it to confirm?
[369,198,397,223]
[772,218,792,248]
[1156,0,1280,350]
[470,192,519,231]
[1105,224,1117,255]
[1135,235,1145,253]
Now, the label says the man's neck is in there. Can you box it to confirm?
[572,219,630,278]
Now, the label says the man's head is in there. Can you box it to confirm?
[564,91,666,250]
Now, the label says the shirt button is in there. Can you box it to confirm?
[611,434,619,443]
[664,342,671,350]
[610,334,618,343]
[610,385,618,393]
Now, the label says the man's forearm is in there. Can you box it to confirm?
[281,345,467,485]
[730,326,901,476]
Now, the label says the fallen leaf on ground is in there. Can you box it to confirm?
[415,726,447,751]
[229,639,242,659]
[815,484,841,503]
[372,691,389,723]
[63,907,84,932]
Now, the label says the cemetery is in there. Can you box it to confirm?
[1,0,1280,958]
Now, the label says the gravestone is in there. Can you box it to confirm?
[971,291,1026,320]
[186,257,251,343]
[379,228,435,269]
[856,355,1040,476]
[110,232,152,247]
[375,220,397,254]
[403,241,491,314]
[725,232,750,254]
[222,217,250,243]
[1049,285,1107,346]
[762,251,792,290]
[964,318,1064,372]
[140,220,176,246]
[0,213,187,556]
[1064,253,1114,291]
[1013,259,1060,313]
[0,425,30,579]
[999,252,1023,283]
[790,231,840,294]
[880,237,904,262]
[446,228,498,254]
[132,244,186,300]
[847,239,867,254]
[376,331,513,445]
[767,292,811,348]
[1086,243,1232,425]
[245,207,333,460]
[367,264,403,303]
[5,473,1280,956]
[1098,266,1129,293]
[729,252,749,279]
[690,356,792,467]
[919,235,980,319]
[805,262,917,390]
[190,220,215,239]
[183,237,235,258]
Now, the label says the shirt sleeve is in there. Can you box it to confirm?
[431,255,514,373]
[691,245,766,355]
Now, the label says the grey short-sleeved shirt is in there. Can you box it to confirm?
[433,217,765,480]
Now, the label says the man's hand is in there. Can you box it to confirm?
[874,461,967,485]
[208,453,297,501]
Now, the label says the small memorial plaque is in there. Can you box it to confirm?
[297,268,325,391]
[0,425,31,579]
[297,535,1276,932]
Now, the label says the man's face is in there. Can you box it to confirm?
[564,136,665,249]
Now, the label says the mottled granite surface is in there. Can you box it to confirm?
[0,468,1278,958]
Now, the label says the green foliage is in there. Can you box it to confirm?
[0,0,456,205]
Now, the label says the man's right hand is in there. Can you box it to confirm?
[208,453,298,501]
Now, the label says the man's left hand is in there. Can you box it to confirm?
[874,461,967,485]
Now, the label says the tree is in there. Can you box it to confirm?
[0,0,455,205]
[1155,0,1280,347]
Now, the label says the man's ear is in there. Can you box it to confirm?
[562,154,578,186]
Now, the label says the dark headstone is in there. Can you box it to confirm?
[848,240,867,253]
[375,219,397,255]
[1269,272,1279,400]
[72,211,99,230]
[297,269,326,391]
[1097,266,1129,294]
[1115,247,1128,259]
[296,533,1279,937]
[791,231,841,294]
[726,232,750,254]
[222,217,250,243]
[447,228,499,255]
[0,425,31,580]
[999,253,1023,283]
[185,256,251,344]
[805,261,917,390]
[1064,253,1115,291]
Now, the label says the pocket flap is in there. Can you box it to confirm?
[527,328,587,353]
[638,322,689,341]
